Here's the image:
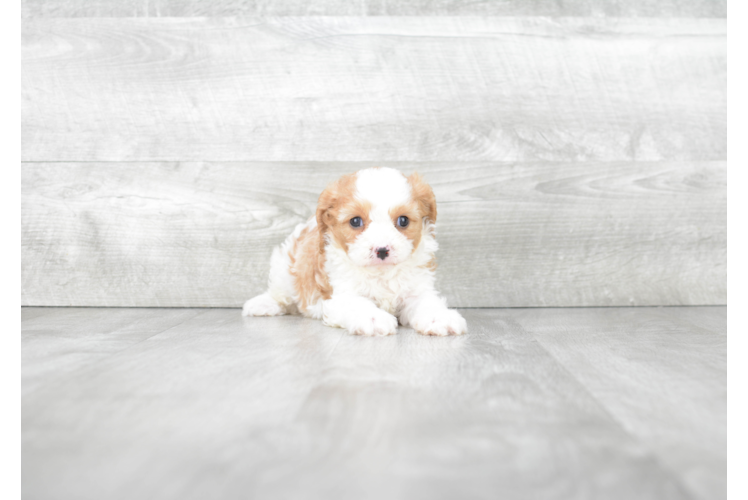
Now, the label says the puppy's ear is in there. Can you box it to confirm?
[315,173,355,252]
[316,184,336,253]
[316,184,335,230]
[408,172,437,224]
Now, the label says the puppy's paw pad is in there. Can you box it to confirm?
[349,309,398,336]
[414,309,467,336]
[242,294,286,317]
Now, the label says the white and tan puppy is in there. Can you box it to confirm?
[242,167,467,336]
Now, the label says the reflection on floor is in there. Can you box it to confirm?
[22,306,726,500]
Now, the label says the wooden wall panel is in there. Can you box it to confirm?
[21,0,727,18]
[22,13,726,307]
[721,160,748,305]
[22,17,725,163]
[21,162,726,307]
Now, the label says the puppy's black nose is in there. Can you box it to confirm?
[376,247,389,260]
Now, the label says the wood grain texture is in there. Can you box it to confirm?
[21,306,59,321]
[21,161,726,307]
[24,307,721,500]
[21,0,728,18]
[721,160,748,304]
[22,17,726,162]
[514,306,726,500]
[22,307,202,395]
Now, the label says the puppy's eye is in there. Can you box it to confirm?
[397,216,409,228]
[350,217,363,228]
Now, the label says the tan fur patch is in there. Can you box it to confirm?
[316,173,356,249]
[316,173,373,253]
[407,172,437,225]
[299,172,365,307]
[406,173,438,270]
[331,198,371,252]
[289,223,332,311]
[405,172,438,255]
[388,200,424,251]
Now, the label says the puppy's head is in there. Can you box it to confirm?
[316,167,436,267]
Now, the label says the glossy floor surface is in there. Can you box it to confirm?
[22,307,726,500]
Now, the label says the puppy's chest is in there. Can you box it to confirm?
[363,277,403,315]
[335,271,407,315]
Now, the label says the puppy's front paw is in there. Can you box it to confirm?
[348,308,398,337]
[242,293,286,317]
[412,308,467,336]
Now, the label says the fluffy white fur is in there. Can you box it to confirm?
[242,167,467,337]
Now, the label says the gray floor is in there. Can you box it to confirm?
[22,307,726,500]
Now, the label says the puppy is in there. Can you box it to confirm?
[242,167,467,336]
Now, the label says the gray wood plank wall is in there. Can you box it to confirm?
[22,0,727,18]
[21,5,726,308]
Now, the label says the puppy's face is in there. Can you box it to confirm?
[316,168,436,267]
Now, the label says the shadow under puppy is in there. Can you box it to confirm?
[243,167,467,336]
